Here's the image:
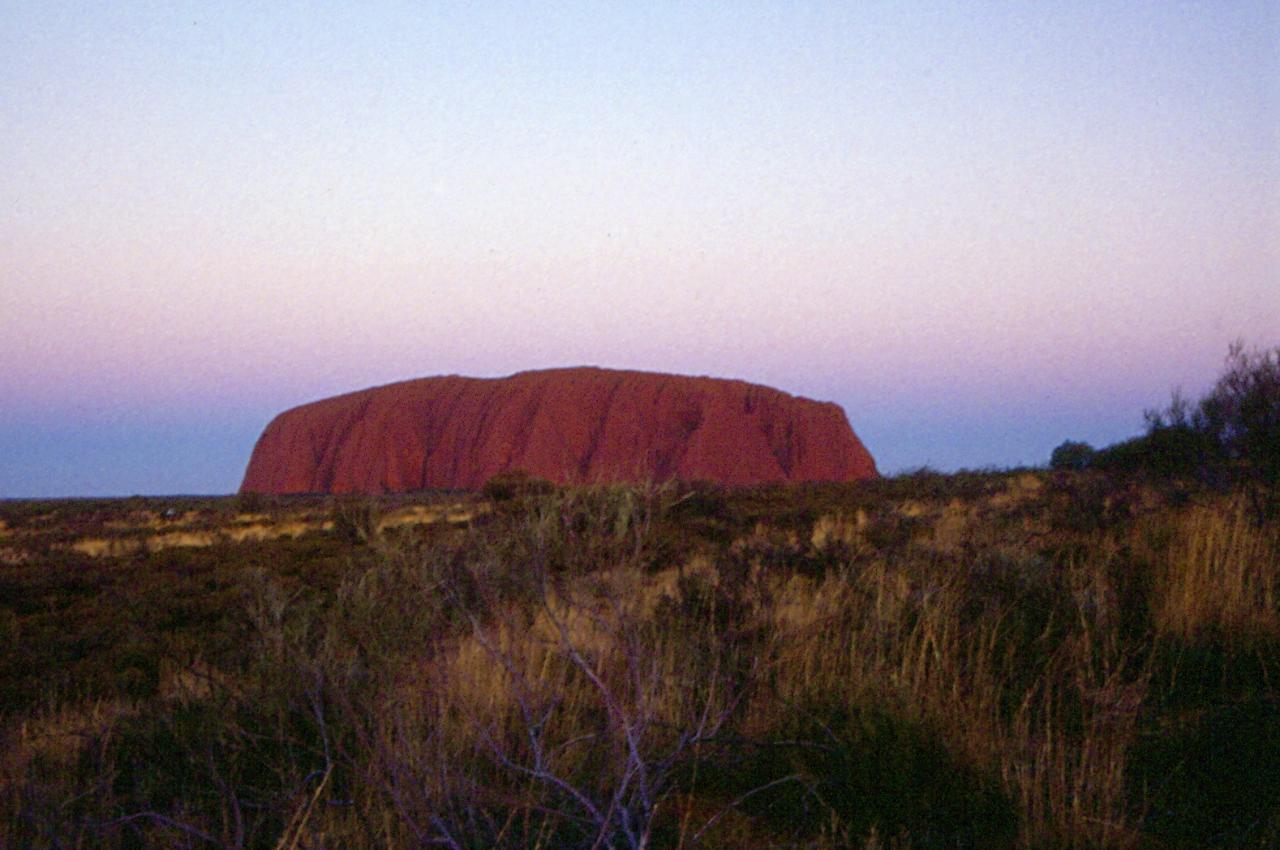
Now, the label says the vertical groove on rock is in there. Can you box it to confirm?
[240,367,878,494]
[580,372,624,482]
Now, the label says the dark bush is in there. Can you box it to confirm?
[1136,652,1280,848]
[1197,341,1280,487]
[481,469,557,502]
[330,495,380,545]
[1090,429,1216,479]
[1050,440,1095,471]
[691,700,1017,848]
[1065,342,1278,491]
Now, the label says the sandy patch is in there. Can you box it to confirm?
[58,501,482,558]
[376,502,484,531]
[377,505,444,530]
[147,531,219,551]
[225,521,325,543]
[70,538,144,558]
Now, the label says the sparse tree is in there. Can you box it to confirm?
[1196,341,1280,486]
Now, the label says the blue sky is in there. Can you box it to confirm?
[2,2,1277,495]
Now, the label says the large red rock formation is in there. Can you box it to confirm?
[240,367,878,494]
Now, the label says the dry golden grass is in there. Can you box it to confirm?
[224,520,322,543]
[0,698,136,778]
[4,477,1277,849]
[809,509,868,549]
[43,501,488,559]
[1156,495,1280,642]
[388,532,1150,847]
[68,537,144,558]
[146,530,220,549]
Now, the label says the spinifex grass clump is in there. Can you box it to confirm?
[1155,494,1280,643]
[2,473,1278,848]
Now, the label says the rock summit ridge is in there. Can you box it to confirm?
[240,366,878,493]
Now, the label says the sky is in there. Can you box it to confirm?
[2,2,1278,496]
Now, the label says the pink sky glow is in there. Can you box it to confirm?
[2,2,1276,494]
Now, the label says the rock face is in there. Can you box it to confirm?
[240,367,878,494]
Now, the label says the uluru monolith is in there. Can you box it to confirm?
[239,367,878,494]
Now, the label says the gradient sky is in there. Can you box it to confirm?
[3,2,1278,496]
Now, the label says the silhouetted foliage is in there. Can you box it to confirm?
[1059,341,1279,492]
[1197,341,1280,487]
[1050,440,1095,471]
[1091,422,1217,479]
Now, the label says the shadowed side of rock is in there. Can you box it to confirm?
[240,367,878,494]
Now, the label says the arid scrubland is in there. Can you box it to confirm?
[1,472,1278,848]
